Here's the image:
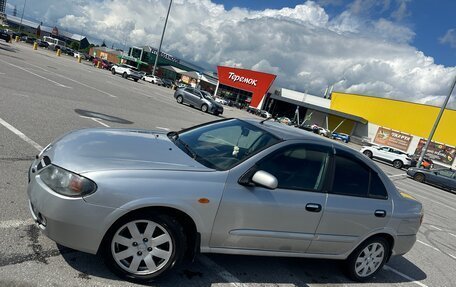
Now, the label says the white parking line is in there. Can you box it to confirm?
[388,174,406,178]
[199,256,248,287]
[450,233,456,239]
[383,265,428,287]
[0,58,71,88]
[417,240,456,260]
[0,117,42,151]
[79,116,110,127]
[0,219,34,229]
[429,225,442,231]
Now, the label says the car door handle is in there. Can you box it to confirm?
[374,210,387,218]
[305,203,322,213]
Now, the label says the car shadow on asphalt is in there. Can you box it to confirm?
[58,247,426,286]
[74,109,134,125]
[0,42,19,53]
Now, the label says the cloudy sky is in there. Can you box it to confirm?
[4,0,456,108]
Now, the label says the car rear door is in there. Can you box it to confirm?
[307,148,393,255]
[210,143,331,253]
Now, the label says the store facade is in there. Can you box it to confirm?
[215,66,276,108]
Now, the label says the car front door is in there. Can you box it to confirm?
[210,143,331,253]
[307,149,393,255]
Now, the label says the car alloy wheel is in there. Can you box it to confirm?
[176,96,183,104]
[413,173,425,183]
[103,214,186,282]
[201,104,208,113]
[363,150,373,158]
[393,160,403,169]
[345,237,389,282]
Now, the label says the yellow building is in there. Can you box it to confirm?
[330,92,456,168]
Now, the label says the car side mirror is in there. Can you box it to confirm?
[251,170,278,190]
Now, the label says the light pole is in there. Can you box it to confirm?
[416,75,456,168]
[152,0,172,76]
[18,0,27,34]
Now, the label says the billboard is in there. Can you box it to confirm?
[217,66,276,108]
[373,127,412,151]
[414,139,456,165]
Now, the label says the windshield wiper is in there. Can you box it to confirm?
[168,131,198,159]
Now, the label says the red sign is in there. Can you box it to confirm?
[217,66,276,108]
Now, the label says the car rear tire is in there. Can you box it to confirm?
[176,96,183,104]
[345,237,389,282]
[413,173,425,183]
[123,73,127,79]
[363,150,373,159]
[134,79,138,82]
[201,104,208,113]
[102,213,186,283]
[393,160,403,169]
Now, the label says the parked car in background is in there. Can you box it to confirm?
[407,167,455,192]
[332,132,350,143]
[276,117,292,125]
[360,145,412,169]
[161,78,174,88]
[22,36,36,44]
[27,118,422,283]
[60,46,74,56]
[260,110,272,118]
[174,87,223,115]
[0,30,11,42]
[143,74,164,85]
[311,125,330,137]
[73,51,86,59]
[93,58,112,70]
[36,39,49,48]
[298,124,314,132]
[111,64,142,82]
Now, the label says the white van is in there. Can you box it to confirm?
[43,36,66,51]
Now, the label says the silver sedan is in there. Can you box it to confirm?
[27,118,423,283]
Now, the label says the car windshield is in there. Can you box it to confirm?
[169,119,280,170]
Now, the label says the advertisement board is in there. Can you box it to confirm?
[217,66,276,108]
[373,127,412,151]
[414,139,456,165]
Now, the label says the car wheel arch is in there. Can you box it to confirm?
[98,204,201,260]
[345,231,395,261]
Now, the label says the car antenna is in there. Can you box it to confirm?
[260,117,274,124]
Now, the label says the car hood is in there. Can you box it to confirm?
[42,128,209,174]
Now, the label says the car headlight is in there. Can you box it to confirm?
[39,165,97,197]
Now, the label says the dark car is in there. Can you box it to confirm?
[36,39,49,48]
[0,30,12,43]
[93,58,111,69]
[25,37,36,44]
[161,78,173,88]
[407,167,456,192]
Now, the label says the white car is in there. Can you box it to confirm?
[143,74,164,85]
[360,145,412,169]
[111,64,142,82]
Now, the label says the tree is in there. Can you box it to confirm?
[70,41,79,51]
[101,40,107,47]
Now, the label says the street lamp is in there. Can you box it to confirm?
[18,0,27,34]
[152,0,173,76]
[416,75,456,168]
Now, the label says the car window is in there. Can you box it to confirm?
[437,170,455,178]
[379,147,389,151]
[175,119,280,170]
[369,172,388,199]
[256,145,330,191]
[332,155,370,197]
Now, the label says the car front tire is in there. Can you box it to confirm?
[102,213,186,283]
[345,237,389,282]
[122,73,127,79]
[111,69,116,75]
[413,173,425,183]
[201,104,208,113]
[176,96,183,104]
[393,160,403,169]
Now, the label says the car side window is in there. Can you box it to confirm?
[255,145,330,191]
[332,155,370,197]
[332,152,388,199]
[437,170,454,178]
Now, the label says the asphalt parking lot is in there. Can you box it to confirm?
[0,41,455,287]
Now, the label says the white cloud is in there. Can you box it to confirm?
[440,29,456,48]
[6,0,456,109]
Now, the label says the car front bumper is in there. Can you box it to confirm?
[27,167,117,254]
